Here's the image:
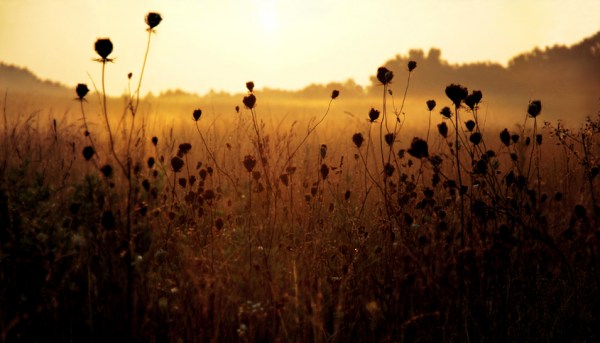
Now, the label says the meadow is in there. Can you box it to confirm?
[1,13,600,343]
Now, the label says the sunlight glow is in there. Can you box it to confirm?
[0,0,599,96]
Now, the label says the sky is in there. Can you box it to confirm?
[1,0,599,97]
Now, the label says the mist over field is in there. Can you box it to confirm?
[1,11,600,342]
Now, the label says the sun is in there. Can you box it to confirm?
[255,0,279,35]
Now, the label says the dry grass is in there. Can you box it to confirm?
[1,13,600,342]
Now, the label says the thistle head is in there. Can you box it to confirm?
[352,133,364,148]
[368,108,380,122]
[145,12,162,30]
[445,84,468,107]
[193,109,202,121]
[243,94,256,109]
[426,99,436,111]
[407,60,417,72]
[76,83,89,101]
[94,38,113,61]
[527,100,542,118]
[376,67,393,85]
[440,106,452,119]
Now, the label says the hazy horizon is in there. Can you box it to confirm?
[1,0,599,97]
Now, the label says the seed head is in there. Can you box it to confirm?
[465,120,475,132]
[178,143,192,155]
[384,163,395,177]
[440,106,452,119]
[426,100,436,111]
[320,164,330,180]
[376,67,394,85]
[408,137,429,159]
[469,132,482,145]
[352,132,364,148]
[500,128,510,147]
[246,81,255,93]
[94,38,113,61]
[82,146,95,161]
[76,83,89,100]
[193,109,202,121]
[151,136,158,146]
[171,156,184,172]
[407,60,417,72]
[464,90,483,110]
[145,12,162,29]
[243,155,257,172]
[437,122,448,138]
[445,84,468,107]
[527,100,542,118]
[384,133,395,146]
[100,164,113,177]
[243,94,256,109]
[331,89,339,99]
[320,144,328,159]
[369,108,380,122]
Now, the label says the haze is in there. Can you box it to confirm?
[1,0,599,97]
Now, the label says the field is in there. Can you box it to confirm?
[2,21,600,343]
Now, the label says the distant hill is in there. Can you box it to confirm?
[1,31,599,122]
[0,63,69,96]
[375,31,600,120]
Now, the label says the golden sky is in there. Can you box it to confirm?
[1,0,599,96]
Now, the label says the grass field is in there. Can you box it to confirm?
[1,14,600,343]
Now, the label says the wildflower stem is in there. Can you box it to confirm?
[281,98,333,173]
[195,122,240,196]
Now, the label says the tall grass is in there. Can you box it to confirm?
[1,11,600,343]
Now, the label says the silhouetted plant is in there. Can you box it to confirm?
[352,133,364,148]
[376,67,394,85]
[145,12,162,30]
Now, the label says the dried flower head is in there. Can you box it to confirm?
[151,136,158,146]
[193,109,202,121]
[527,100,542,118]
[437,122,448,138]
[469,132,482,145]
[384,163,395,177]
[500,128,510,147]
[100,164,113,177]
[171,156,184,172]
[352,132,364,148]
[376,67,393,85]
[408,137,429,159]
[320,164,330,179]
[464,90,483,111]
[407,60,417,72]
[246,81,255,93]
[145,12,162,29]
[243,94,256,109]
[426,99,436,111]
[331,89,339,99]
[445,84,468,107]
[465,120,476,132]
[82,146,95,161]
[384,133,395,146]
[94,38,113,61]
[76,83,89,100]
[178,143,192,155]
[440,106,452,119]
[243,155,257,172]
[320,144,328,159]
[369,108,380,122]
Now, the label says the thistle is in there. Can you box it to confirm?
[145,12,163,30]
[94,38,113,62]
